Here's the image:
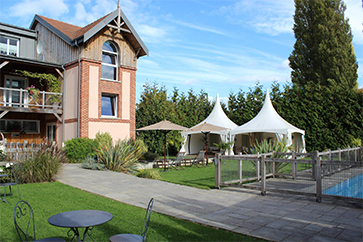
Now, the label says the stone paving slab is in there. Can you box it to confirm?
[55,164,363,242]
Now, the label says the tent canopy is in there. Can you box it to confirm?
[230,90,305,153]
[183,94,238,135]
[231,90,304,136]
[180,94,238,155]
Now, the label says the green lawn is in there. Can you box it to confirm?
[0,182,264,242]
[159,165,216,189]
[158,160,313,189]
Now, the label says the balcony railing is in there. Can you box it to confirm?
[0,87,62,111]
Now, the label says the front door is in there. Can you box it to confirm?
[4,75,27,107]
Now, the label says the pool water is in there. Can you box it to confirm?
[323,173,363,198]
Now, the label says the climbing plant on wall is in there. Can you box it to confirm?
[15,70,61,104]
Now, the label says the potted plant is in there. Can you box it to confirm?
[26,85,40,100]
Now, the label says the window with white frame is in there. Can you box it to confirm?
[101,41,118,81]
[101,93,118,117]
[0,36,19,56]
[0,120,40,133]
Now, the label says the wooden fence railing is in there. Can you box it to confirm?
[1,140,41,161]
[215,147,362,203]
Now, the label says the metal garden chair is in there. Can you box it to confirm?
[170,151,186,170]
[1,162,22,203]
[191,150,206,167]
[14,200,66,242]
[109,198,154,242]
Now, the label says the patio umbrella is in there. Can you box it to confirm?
[186,122,227,164]
[137,120,187,171]
[187,122,227,133]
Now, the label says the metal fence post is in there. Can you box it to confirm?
[315,155,322,202]
[261,155,266,195]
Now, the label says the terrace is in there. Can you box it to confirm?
[0,87,62,116]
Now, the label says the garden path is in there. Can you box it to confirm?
[56,164,363,242]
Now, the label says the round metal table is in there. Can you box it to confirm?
[48,210,112,242]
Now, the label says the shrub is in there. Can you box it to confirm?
[137,169,161,180]
[251,139,289,173]
[214,141,234,153]
[82,157,106,171]
[134,138,148,155]
[21,143,66,183]
[64,138,98,163]
[95,131,113,148]
[143,151,159,161]
[0,162,14,183]
[0,146,7,161]
[96,138,143,173]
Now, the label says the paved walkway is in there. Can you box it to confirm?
[56,164,363,242]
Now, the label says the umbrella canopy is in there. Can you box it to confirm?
[186,122,227,133]
[137,120,187,131]
[137,120,187,171]
[185,122,227,164]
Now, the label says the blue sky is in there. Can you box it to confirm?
[0,0,362,104]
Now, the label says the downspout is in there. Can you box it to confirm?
[75,41,81,138]
[61,64,66,146]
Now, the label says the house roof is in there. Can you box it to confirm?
[230,90,305,135]
[0,54,61,69]
[29,7,148,57]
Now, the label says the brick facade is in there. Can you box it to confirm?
[74,58,136,139]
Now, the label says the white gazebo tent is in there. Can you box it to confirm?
[230,90,306,153]
[180,94,238,155]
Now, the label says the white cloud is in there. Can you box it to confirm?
[212,0,294,36]
[170,19,228,36]
[345,0,363,45]
[135,24,168,43]
[184,78,199,85]
[9,0,69,25]
[138,59,160,69]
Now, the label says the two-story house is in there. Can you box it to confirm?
[0,3,148,146]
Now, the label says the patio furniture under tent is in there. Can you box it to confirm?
[180,94,238,155]
[230,90,306,153]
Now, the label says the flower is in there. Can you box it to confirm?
[27,85,40,100]
[5,162,13,168]
[0,167,3,172]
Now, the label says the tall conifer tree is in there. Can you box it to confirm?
[289,0,358,89]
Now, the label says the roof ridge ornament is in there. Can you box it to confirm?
[107,0,131,34]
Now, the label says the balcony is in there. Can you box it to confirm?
[0,87,62,116]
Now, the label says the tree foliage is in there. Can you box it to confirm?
[136,83,213,155]
[289,0,358,89]
[136,79,362,154]
[285,0,362,151]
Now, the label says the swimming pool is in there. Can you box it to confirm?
[323,173,363,198]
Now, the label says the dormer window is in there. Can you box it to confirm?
[0,36,19,56]
[101,41,118,81]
